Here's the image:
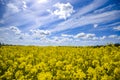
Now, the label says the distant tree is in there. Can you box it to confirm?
[114,43,120,47]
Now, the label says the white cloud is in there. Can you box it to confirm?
[100,36,106,40]
[51,10,120,32]
[22,1,27,10]
[7,3,20,13]
[92,37,99,40]
[50,36,73,44]
[51,2,74,19]
[30,29,51,35]
[93,24,98,28]
[108,35,120,40]
[0,26,52,45]
[10,26,21,35]
[0,0,120,45]
[108,35,118,38]
[94,4,115,13]
[1,26,120,45]
[74,33,86,38]
[18,33,31,40]
[62,33,98,41]
[86,33,95,38]
[2,0,118,32]
[74,32,95,39]
[61,34,73,37]
[3,3,21,18]
[37,0,48,4]
[113,26,120,31]
[30,29,51,39]
[2,0,58,30]
[0,27,10,31]
[107,22,120,27]
[74,0,108,17]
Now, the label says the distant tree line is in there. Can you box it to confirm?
[93,43,120,48]
[0,42,13,46]
[0,42,120,47]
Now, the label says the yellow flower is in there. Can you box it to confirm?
[74,69,86,79]
[37,72,52,80]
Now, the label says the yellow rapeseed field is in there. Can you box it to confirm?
[0,45,120,80]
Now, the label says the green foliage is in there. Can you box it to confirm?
[0,45,120,80]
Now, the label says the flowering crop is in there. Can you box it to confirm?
[0,45,120,80]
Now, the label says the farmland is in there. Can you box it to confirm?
[0,45,120,80]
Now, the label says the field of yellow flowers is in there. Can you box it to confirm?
[0,45,120,80]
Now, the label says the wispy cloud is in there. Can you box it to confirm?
[61,34,73,37]
[1,0,56,30]
[94,4,116,13]
[113,26,120,31]
[4,3,20,17]
[73,0,108,17]
[51,10,120,32]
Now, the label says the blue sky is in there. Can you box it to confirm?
[0,0,120,46]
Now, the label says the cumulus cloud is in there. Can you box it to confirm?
[10,26,21,35]
[74,33,86,38]
[51,2,74,19]
[92,37,99,40]
[100,36,106,40]
[30,29,51,35]
[4,27,51,41]
[86,34,95,38]
[30,29,51,39]
[113,26,120,31]
[108,35,118,38]
[108,35,120,40]
[74,32,96,40]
